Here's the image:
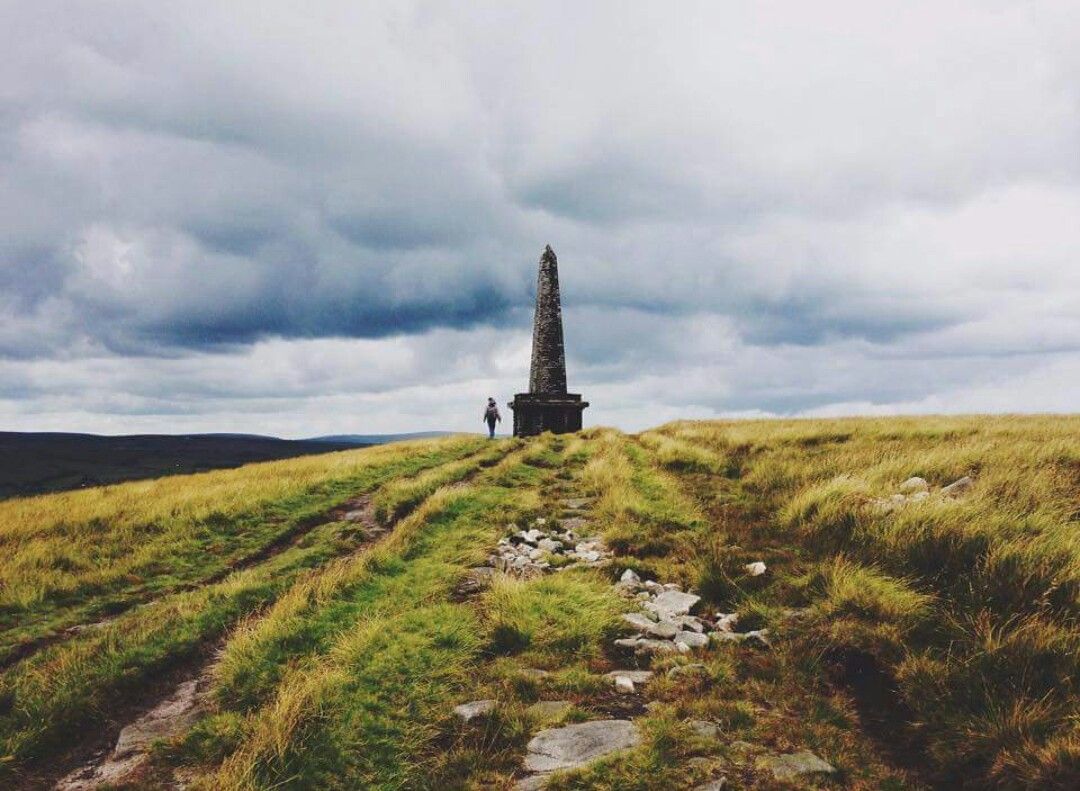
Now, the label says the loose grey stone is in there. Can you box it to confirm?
[523,719,640,773]
[561,517,588,532]
[456,567,495,596]
[620,568,642,585]
[622,612,656,632]
[710,629,770,647]
[614,637,642,650]
[761,750,837,780]
[677,615,705,633]
[744,561,767,576]
[675,630,709,649]
[563,498,590,510]
[653,590,701,617]
[645,619,680,639]
[941,476,974,497]
[899,476,929,494]
[606,670,653,684]
[614,675,635,693]
[635,639,679,655]
[742,628,771,647]
[714,613,738,632]
[57,676,206,790]
[453,699,495,724]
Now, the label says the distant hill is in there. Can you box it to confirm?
[0,432,370,499]
[305,431,455,445]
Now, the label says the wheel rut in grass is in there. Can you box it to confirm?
[0,497,379,675]
[0,444,492,673]
[42,495,390,791]
[20,451,500,791]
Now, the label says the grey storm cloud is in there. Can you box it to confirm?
[2,0,1080,432]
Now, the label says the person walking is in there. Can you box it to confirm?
[483,397,501,438]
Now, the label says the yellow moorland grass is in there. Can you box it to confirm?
[580,429,704,569]
[4,418,1078,789]
[0,435,487,611]
[656,414,1080,788]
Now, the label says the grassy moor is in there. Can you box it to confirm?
[1,417,1078,790]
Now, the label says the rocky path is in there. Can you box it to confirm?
[451,469,840,790]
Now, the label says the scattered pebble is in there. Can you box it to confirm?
[488,516,611,578]
[941,476,973,497]
[605,670,654,685]
[874,475,975,511]
[898,476,929,494]
[453,699,495,724]
[714,612,738,632]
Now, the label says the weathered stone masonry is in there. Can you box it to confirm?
[510,246,589,437]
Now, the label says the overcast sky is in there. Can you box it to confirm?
[2,1,1078,436]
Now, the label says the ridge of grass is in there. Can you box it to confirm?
[0,435,493,661]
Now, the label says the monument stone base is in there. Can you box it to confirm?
[508,393,589,437]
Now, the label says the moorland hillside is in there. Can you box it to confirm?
[1,416,1077,790]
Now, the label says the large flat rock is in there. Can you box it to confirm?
[652,590,701,617]
[523,719,640,773]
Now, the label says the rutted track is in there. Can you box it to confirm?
[3,445,518,790]
[40,495,385,789]
[0,444,505,674]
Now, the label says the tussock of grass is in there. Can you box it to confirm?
[639,431,724,474]
[815,557,932,626]
[482,573,623,663]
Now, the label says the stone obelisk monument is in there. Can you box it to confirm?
[509,245,589,437]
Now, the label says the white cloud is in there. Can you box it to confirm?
[1,1,1078,433]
